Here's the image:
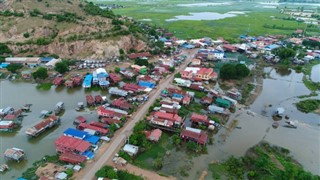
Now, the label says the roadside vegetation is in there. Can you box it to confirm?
[95,165,143,180]
[296,99,320,113]
[209,142,320,179]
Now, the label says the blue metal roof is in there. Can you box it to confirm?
[83,74,93,87]
[0,63,9,68]
[138,81,155,88]
[40,57,54,62]
[82,150,95,159]
[64,128,88,139]
[173,93,184,98]
[83,135,100,145]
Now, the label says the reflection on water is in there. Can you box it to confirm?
[0,80,102,179]
[184,67,320,179]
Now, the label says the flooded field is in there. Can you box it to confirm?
[161,67,320,179]
[311,64,320,83]
[166,12,247,22]
[0,81,104,179]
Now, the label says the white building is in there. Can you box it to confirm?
[123,144,139,156]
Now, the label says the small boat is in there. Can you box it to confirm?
[284,121,297,129]
[4,147,25,162]
[54,102,65,115]
[75,102,84,111]
[274,107,285,118]
[21,104,32,112]
[272,122,279,128]
[0,164,9,173]
[40,110,52,118]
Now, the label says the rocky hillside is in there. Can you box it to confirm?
[0,0,154,59]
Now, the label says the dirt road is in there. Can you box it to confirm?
[80,49,196,180]
[114,163,176,180]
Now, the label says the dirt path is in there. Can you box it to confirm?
[112,163,176,180]
[74,49,196,180]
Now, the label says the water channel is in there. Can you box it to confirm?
[0,81,104,179]
[162,67,320,179]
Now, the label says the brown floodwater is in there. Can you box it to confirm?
[169,67,320,180]
[0,81,104,179]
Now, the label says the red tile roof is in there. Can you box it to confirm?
[78,123,109,135]
[100,117,119,124]
[34,115,59,131]
[147,129,162,142]
[153,111,182,122]
[75,116,87,123]
[181,129,208,145]
[123,83,144,92]
[109,73,121,83]
[53,77,64,85]
[97,106,122,118]
[112,97,132,110]
[86,95,95,105]
[55,136,91,153]
[191,113,209,124]
[59,152,87,164]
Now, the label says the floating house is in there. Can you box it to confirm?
[94,95,103,104]
[53,77,65,86]
[65,76,82,88]
[54,102,65,115]
[25,115,61,137]
[109,73,121,84]
[86,95,95,106]
[0,121,15,132]
[82,74,93,88]
[4,148,25,162]
[74,116,87,125]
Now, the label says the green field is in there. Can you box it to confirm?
[91,0,319,40]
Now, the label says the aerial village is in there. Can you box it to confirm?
[0,28,319,179]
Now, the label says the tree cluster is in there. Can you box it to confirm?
[83,2,115,19]
[0,43,12,55]
[219,64,250,80]
[273,48,296,59]
[6,64,23,73]
[32,67,48,80]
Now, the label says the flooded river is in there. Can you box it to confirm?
[0,81,103,179]
[311,64,320,83]
[178,67,320,180]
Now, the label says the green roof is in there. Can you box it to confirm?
[216,98,231,108]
